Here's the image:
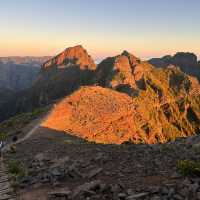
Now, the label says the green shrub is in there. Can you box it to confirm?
[9,145,16,154]
[177,160,200,176]
[0,132,7,140]
[0,107,48,135]
[7,160,26,181]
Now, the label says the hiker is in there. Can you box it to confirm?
[12,136,18,143]
[0,140,3,157]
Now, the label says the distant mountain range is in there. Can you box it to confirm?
[0,47,199,144]
[149,52,200,81]
[0,56,51,92]
[0,56,51,66]
[0,56,51,120]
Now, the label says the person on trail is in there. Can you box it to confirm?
[12,136,18,143]
[0,140,3,158]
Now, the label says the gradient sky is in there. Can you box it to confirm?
[0,0,200,60]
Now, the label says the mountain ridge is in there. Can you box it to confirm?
[0,46,200,145]
[40,46,200,144]
[149,52,200,81]
[0,56,51,66]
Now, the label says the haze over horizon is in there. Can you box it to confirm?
[0,0,200,60]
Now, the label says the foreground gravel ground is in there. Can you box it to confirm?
[5,127,200,200]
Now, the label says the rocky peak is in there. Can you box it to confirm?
[96,51,152,96]
[121,50,140,66]
[173,52,198,68]
[43,45,96,70]
[149,52,200,81]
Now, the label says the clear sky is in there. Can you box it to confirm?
[0,0,200,60]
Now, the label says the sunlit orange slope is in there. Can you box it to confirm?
[42,86,139,144]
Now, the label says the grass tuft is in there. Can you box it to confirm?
[177,160,200,176]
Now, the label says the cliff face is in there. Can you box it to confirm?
[149,52,200,81]
[0,56,52,92]
[0,59,43,121]
[0,63,40,91]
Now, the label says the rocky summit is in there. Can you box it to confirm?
[43,45,96,70]
[96,51,151,96]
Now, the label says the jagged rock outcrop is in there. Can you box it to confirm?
[149,52,200,81]
[96,51,152,96]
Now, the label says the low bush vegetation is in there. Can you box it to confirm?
[7,160,26,182]
[0,132,7,140]
[0,107,48,138]
[177,160,200,176]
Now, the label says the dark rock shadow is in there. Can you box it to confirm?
[0,65,96,122]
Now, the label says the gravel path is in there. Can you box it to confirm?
[0,158,16,200]
[4,126,200,199]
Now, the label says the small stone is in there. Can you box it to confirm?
[127,192,149,199]
[182,178,191,186]
[73,180,102,197]
[48,190,71,199]
[189,182,199,193]
[127,189,134,195]
[87,168,103,178]
[118,193,127,199]
[168,188,175,197]
[174,194,183,200]
[52,181,61,187]
[35,153,45,162]
[171,172,182,179]
[178,187,189,197]
[148,186,160,193]
[161,187,168,195]
[150,195,161,200]
[196,192,200,199]
[51,168,62,176]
